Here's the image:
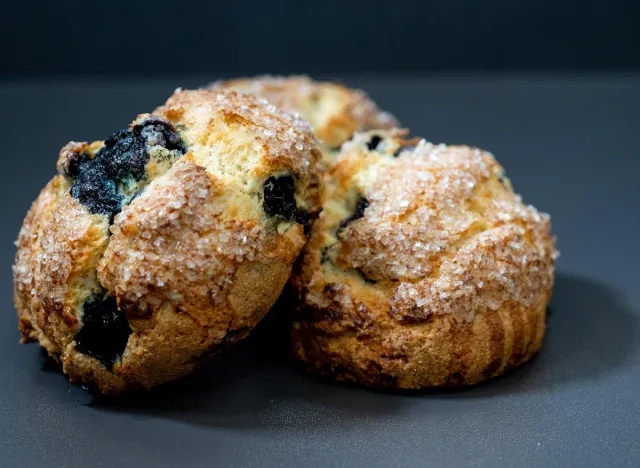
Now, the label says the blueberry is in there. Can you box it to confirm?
[70,160,121,217]
[69,117,185,219]
[366,135,383,151]
[338,195,369,233]
[263,175,298,222]
[295,208,320,237]
[393,145,416,158]
[137,118,184,150]
[355,268,377,284]
[262,175,320,234]
[74,296,131,369]
[100,128,149,181]
[66,152,92,177]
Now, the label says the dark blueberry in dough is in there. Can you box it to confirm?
[74,296,132,369]
[393,145,416,158]
[100,128,148,181]
[263,175,319,233]
[263,175,298,222]
[66,152,92,177]
[71,161,122,217]
[338,195,369,233]
[352,196,370,220]
[69,117,185,219]
[355,268,377,284]
[296,208,320,237]
[367,135,383,151]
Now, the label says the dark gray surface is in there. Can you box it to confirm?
[4,0,640,76]
[0,75,639,468]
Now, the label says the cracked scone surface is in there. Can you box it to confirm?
[13,89,322,395]
[210,75,398,161]
[290,130,557,389]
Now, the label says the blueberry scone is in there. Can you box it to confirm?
[210,75,397,163]
[290,130,557,389]
[13,89,322,395]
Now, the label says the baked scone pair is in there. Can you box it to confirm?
[13,76,556,395]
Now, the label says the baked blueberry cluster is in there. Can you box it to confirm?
[69,118,184,367]
[70,118,185,219]
[13,87,326,394]
[366,134,383,151]
[74,296,132,368]
[263,175,317,234]
[263,175,298,221]
[338,195,369,234]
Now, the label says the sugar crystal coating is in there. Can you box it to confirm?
[13,89,323,394]
[290,129,557,389]
[210,75,398,152]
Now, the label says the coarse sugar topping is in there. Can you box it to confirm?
[156,88,321,178]
[210,75,398,148]
[314,131,557,321]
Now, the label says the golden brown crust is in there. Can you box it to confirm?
[14,176,69,349]
[290,130,557,389]
[13,89,323,394]
[210,75,398,150]
[292,296,549,389]
[156,88,321,184]
[98,158,303,319]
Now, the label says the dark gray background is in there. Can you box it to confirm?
[2,0,640,77]
[0,75,639,467]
